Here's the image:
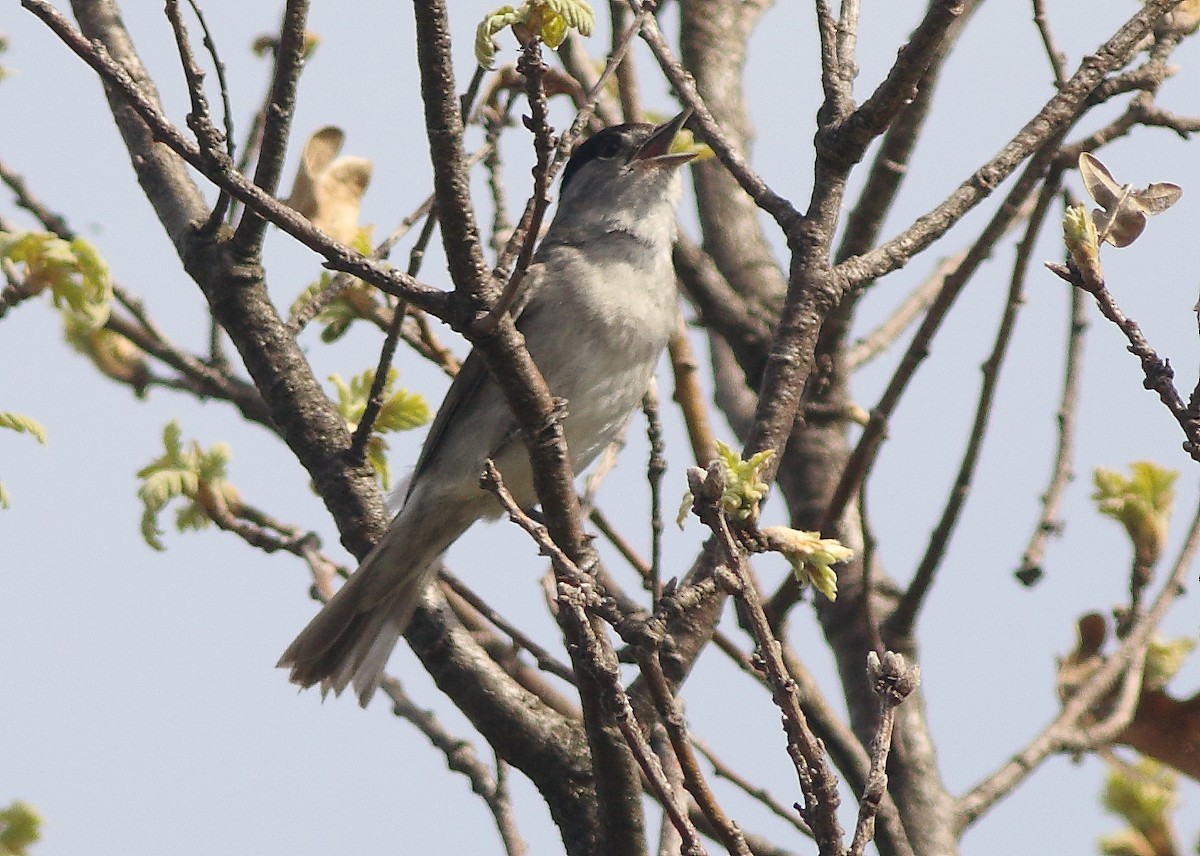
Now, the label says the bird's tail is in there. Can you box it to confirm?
[277,502,464,706]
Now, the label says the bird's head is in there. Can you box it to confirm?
[549,110,703,247]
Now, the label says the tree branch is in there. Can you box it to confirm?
[232,0,309,254]
[957,497,1200,826]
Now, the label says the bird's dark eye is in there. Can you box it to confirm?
[560,125,638,194]
[596,136,623,159]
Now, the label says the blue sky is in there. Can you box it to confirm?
[3,2,1199,854]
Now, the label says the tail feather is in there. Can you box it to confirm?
[278,500,465,706]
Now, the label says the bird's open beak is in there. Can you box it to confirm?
[631,109,708,169]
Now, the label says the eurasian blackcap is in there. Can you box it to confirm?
[279,110,699,705]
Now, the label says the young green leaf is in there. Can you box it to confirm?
[328,368,430,487]
[1093,461,1177,569]
[136,420,239,550]
[0,412,47,445]
[290,228,383,342]
[0,800,42,855]
[0,411,47,510]
[760,526,854,601]
[1100,758,1177,851]
[714,439,773,522]
[1143,635,1197,692]
[475,0,595,67]
[0,231,112,329]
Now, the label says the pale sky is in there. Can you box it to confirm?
[3,2,1199,854]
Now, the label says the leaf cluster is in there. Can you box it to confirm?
[0,231,111,330]
[328,367,430,489]
[0,801,41,856]
[0,411,47,509]
[136,420,239,551]
[1093,461,1178,568]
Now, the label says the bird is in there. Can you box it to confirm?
[278,110,700,706]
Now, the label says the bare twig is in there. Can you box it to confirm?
[836,0,1181,290]
[380,675,528,856]
[817,142,1064,578]
[183,0,236,161]
[23,0,446,314]
[439,570,577,685]
[1015,281,1087,585]
[475,42,556,336]
[0,159,73,237]
[691,737,813,838]
[631,2,800,233]
[347,303,407,463]
[848,652,920,856]
[1046,262,1200,462]
[684,465,845,854]
[1031,0,1069,87]
[845,252,962,370]
[233,0,310,254]
[889,173,1061,638]
[957,497,1200,826]
[636,648,751,856]
[825,0,964,157]
[163,0,231,226]
[483,459,705,852]
[101,285,274,427]
[349,210,443,461]
[642,382,667,603]
[479,456,648,852]
[489,2,655,285]
[609,1,642,121]
[669,322,719,466]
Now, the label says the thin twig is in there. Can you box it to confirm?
[609,1,641,121]
[669,322,719,466]
[685,466,845,854]
[577,609,710,854]
[482,93,519,250]
[691,737,813,838]
[589,507,653,578]
[636,649,752,856]
[957,497,1200,826]
[380,675,528,856]
[439,571,577,685]
[164,0,233,225]
[836,0,1181,291]
[347,305,406,463]
[105,296,274,429]
[22,0,446,314]
[1031,0,1069,87]
[848,652,920,856]
[642,382,667,604]
[349,210,443,460]
[631,1,800,233]
[1015,280,1087,585]
[184,0,236,160]
[233,0,310,254]
[482,460,706,853]
[825,0,964,152]
[846,250,967,370]
[888,173,1060,638]
[488,2,654,287]
[1047,261,1200,462]
[0,159,73,237]
[475,42,556,335]
[813,142,1063,602]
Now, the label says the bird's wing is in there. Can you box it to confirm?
[404,263,550,499]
